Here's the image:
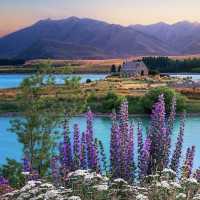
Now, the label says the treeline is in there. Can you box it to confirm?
[0,59,26,66]
[142,57,200,73]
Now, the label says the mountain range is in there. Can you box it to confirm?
[0,17,200,59]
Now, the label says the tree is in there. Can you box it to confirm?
[10,68,61,177]
[118,65,122,73]
[9,62,86,178]
[110,65,116,73]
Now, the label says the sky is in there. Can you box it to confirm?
[1,0,200,36]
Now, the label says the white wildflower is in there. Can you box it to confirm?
[68,170,89,177]
[68,196,81,200]
[163,168,176,176]
[93,184,108,191]
[176,193,186,199]
[136,194,149,200]
[170,181,182,189]
[84,172,102,182]
[20,180,39,192]
[21,171,30,176]
[187,178,198,184]
[113,178,128,185]
[193,194,200,200]
[44,190,60,199]
[156,181,170,189]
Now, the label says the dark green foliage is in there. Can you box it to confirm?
[110,65,116,73]
[87,89,186,114]
[127,96,145,114]
[0,159,25,189]
[64,76,81,88]
[9,63,68,177]
[87,91,124,113]
[118,65,122,73]
[9,62,87,178]
[0,101,20,113]
[143,56,200,73]
[141,87,186,113]
[86,78,92,83]
[149,70,160,75]
[101,91,125,112]
[0,59,25,66]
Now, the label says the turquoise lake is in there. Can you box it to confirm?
[0,73,200,89]
[0,74,107,89]
[1,115,200,169]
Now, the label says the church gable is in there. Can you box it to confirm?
[121,60,149,76]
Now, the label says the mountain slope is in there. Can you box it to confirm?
[18,39,109,59]
[130,21,200,54]
[0,17,173,59]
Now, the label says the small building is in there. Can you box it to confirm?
[121,60,149,77]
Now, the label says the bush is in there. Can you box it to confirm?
[0,159,25,189]
[127,96,145,113]
[149,69,160,75]
[101,91,124,112]
[87,91,124,113]
[141,87,186,113]
[86,78,92,83]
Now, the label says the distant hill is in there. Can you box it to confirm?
[0,17,200,59]
[130,21,200,55]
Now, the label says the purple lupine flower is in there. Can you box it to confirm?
[0,176,13,195]
[164,96,177,167]
[99,140,107,173]
[73,124,80,170]
[118,100,129,179]
[22,154,31,174]
[86,107,94,139]
[187,146,195,177]
[148,94,167,173]
[85,129,92,169]
[85,107,97,171]
[94,138,101,173]
[167,96,176,135]
[170,112,185,173]
[0,177,8,185]
[139,137,151,181]
[126,123,135,183]
[182,146,196,178]
[50,156,60,185]
[80,132,87,169]
[110,110,120,178]
[59,116,72,176]
[137,122,143,172]
[193,168,200,182]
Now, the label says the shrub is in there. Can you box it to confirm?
[86,78,92,83]
[0,159,25,189]
[87,91,124,113]
[149,69,160,75]
[0,176,13,195]
[141,87,186,113]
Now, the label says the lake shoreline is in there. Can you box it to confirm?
[1,111,200,118]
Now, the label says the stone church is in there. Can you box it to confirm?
[121,60,149,77]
